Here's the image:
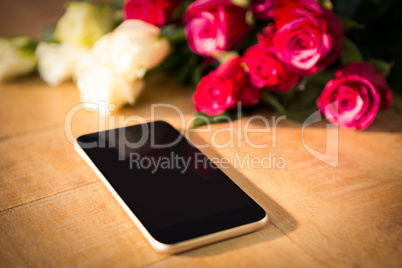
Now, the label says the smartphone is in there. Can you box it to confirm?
[75,121,267,253]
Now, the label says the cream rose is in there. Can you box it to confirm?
[36,42,88,86]
[0,37,36,82]
[54,2,113,48]
[106,20,170,80]
[74,20,170,113]
[75,51,144,114]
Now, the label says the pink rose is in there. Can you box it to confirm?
[123,0,181,27]
[243,36,300,92]
[194,57,261,115]
[273,0,343,75]
[250,0,275,20]
[317,62,392,130]
[183,0,250,56]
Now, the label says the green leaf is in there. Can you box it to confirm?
[19,42,37,56]
[191,111,245,128]
[284,69,335,123]
[261,91,287,115]
[40,25,58,43]
[307,69,336,85]
[191,65,203,88]
[339,16,365,32]
[285,86,322,123]
[390,103,401,114]
[369,58,393,77]
[171,0,192,20]
[10,36,37,56]
[109,0,124,10]
[162,25,185,43]
[315,0,333,10]
[212,50,239,63]
[231,0,250,8]
[95,0,107,8]
[341,38,363,64]
[177,54,199,84]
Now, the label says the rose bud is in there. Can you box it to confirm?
[123,0,182,27]
[243,42,300,92]
[250,0,275,21]
[193,57,261,115]
[273,0,343,75]
[183,0,250,56]
[317,62,392,130]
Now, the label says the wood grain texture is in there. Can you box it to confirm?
[0,182,170,267]
[189,119,402,267]
[1,76,402,267]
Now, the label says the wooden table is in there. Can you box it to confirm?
[1,73,402,267]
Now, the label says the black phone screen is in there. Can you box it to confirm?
[77,121,266,244]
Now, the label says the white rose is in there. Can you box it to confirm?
[75,51,144,115]
[106,20,170,81]
[0,37,36,82]
[74,20,170,113]
[36,42,88,86]
[54,2,113,48]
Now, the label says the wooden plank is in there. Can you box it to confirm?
[0,126,97,211]
[0,182,170,267]
[186,117,402,267]
[0,74,195,139]
[0,78,82,139]
[147,226,321,268]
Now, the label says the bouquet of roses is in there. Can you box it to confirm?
[0,0,395,130]
[175,0,393,130]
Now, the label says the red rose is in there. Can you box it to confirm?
[183,0,250,56]
[250,0,275,21]
[336,63,392,111]
[317,62,392,130]
[243,36,300,92]
[194,57,261,115]
[273,0,343,75]
[123,0,181,27]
